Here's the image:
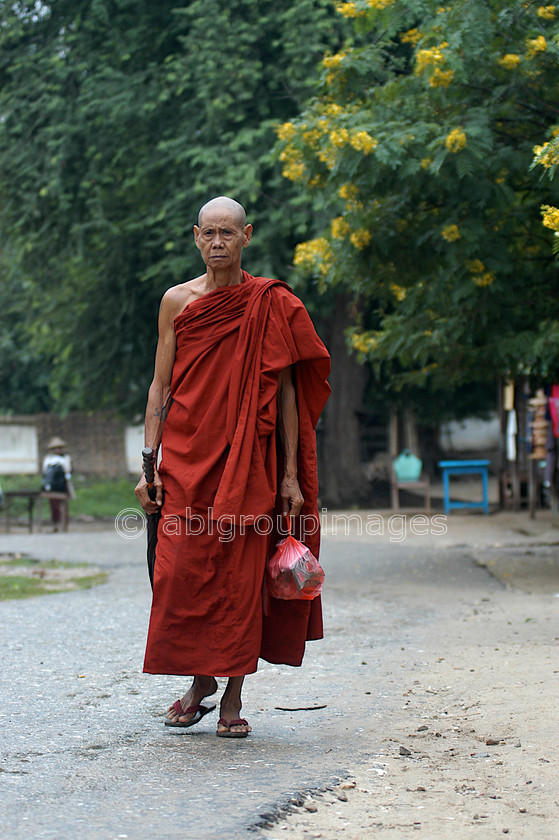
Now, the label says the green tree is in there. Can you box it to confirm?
[0,261,52,413]
[0,0,347,415]
[278,0,559,396]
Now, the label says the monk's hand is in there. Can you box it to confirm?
[280,474,304,519]
[134,469,163,515]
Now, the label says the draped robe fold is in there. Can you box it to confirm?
[143,272,331,677]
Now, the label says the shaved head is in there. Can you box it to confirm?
[198,196,247,228]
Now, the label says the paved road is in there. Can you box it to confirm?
[0,523,506,839]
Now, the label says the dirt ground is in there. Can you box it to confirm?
[1,502,558,839]
[257,510,559,840]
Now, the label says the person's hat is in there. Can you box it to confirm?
[47,436,66,449]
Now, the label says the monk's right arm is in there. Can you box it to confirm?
[144,377,172,456]
[135,293,177,513]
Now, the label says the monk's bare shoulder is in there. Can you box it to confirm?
[160,275,208,321]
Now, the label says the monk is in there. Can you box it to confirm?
[135,196,330,737]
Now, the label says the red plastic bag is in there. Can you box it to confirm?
[266,518,324,600]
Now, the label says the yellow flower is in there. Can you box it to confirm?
[351,333,378,354]
[445,127,467,153]
[278,149,289,162]
[401,28,422,45]
[533,141,559,168]
[415,42,449,74]
[495,168,508,184]
[318,146,338,170]
[350,130,378,153]
[420,157,433,169]
[323,52,346,69]
[307,174,324,188]
[537,6,557,20]
[276,122,297,141]
[302,126,323,147]
[330,128,350,148]
[390,283,407,301]
[336,1,362,17]
[293,238,334,276]
[472,272,494,287]
[345,199,365,213]
[441,224,460,242]
[339,182,359,200]
[429,68,454,87]
[351,332,378,354]
[541,204,559,231]
[350,228,371,249]
[499,53,521,69]
[466,259,485,273]
[279,145,306,181]
[526,35,547,57]
[282,161,306,181]
[367,0,394,8]
[331,216,350,239]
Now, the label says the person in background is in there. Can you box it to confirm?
[41,436,75,531]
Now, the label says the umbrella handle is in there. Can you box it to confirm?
[142,447,157,501]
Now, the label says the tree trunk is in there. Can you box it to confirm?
[388,403,398,458]
[403,405,419,455]
[318,294,370,507]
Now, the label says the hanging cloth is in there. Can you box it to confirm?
[548,384,559,437]
[506,409,517,462]
[503,380,515,412]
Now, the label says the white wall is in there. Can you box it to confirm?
[125,425,145,474]
[0,424,39,474]
[439,414,500,453]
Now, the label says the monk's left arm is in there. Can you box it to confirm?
[277,366,304,518]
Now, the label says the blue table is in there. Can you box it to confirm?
[438,460,490,515]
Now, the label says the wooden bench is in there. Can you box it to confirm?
[391,468,431,512]
[4,490,41,533]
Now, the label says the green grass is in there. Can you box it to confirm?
[69,477,142,518]
[1,475,142,520]
[0,556,108,600]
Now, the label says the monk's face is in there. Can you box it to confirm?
[193,208,252,271]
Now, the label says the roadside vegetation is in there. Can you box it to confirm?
[0,555,108,600]
[0,475,142,521]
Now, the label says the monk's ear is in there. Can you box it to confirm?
[243,224,253,246]
[193,225,201,249]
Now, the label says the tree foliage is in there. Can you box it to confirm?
[0,0,347,415]
[278,0,559,396]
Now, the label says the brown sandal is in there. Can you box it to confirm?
[165,700,216,728]
[216,717,250,738]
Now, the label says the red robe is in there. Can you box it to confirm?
[143,271,330,677]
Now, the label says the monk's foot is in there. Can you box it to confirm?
[217,701,251,737]
[166,675,218,724]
